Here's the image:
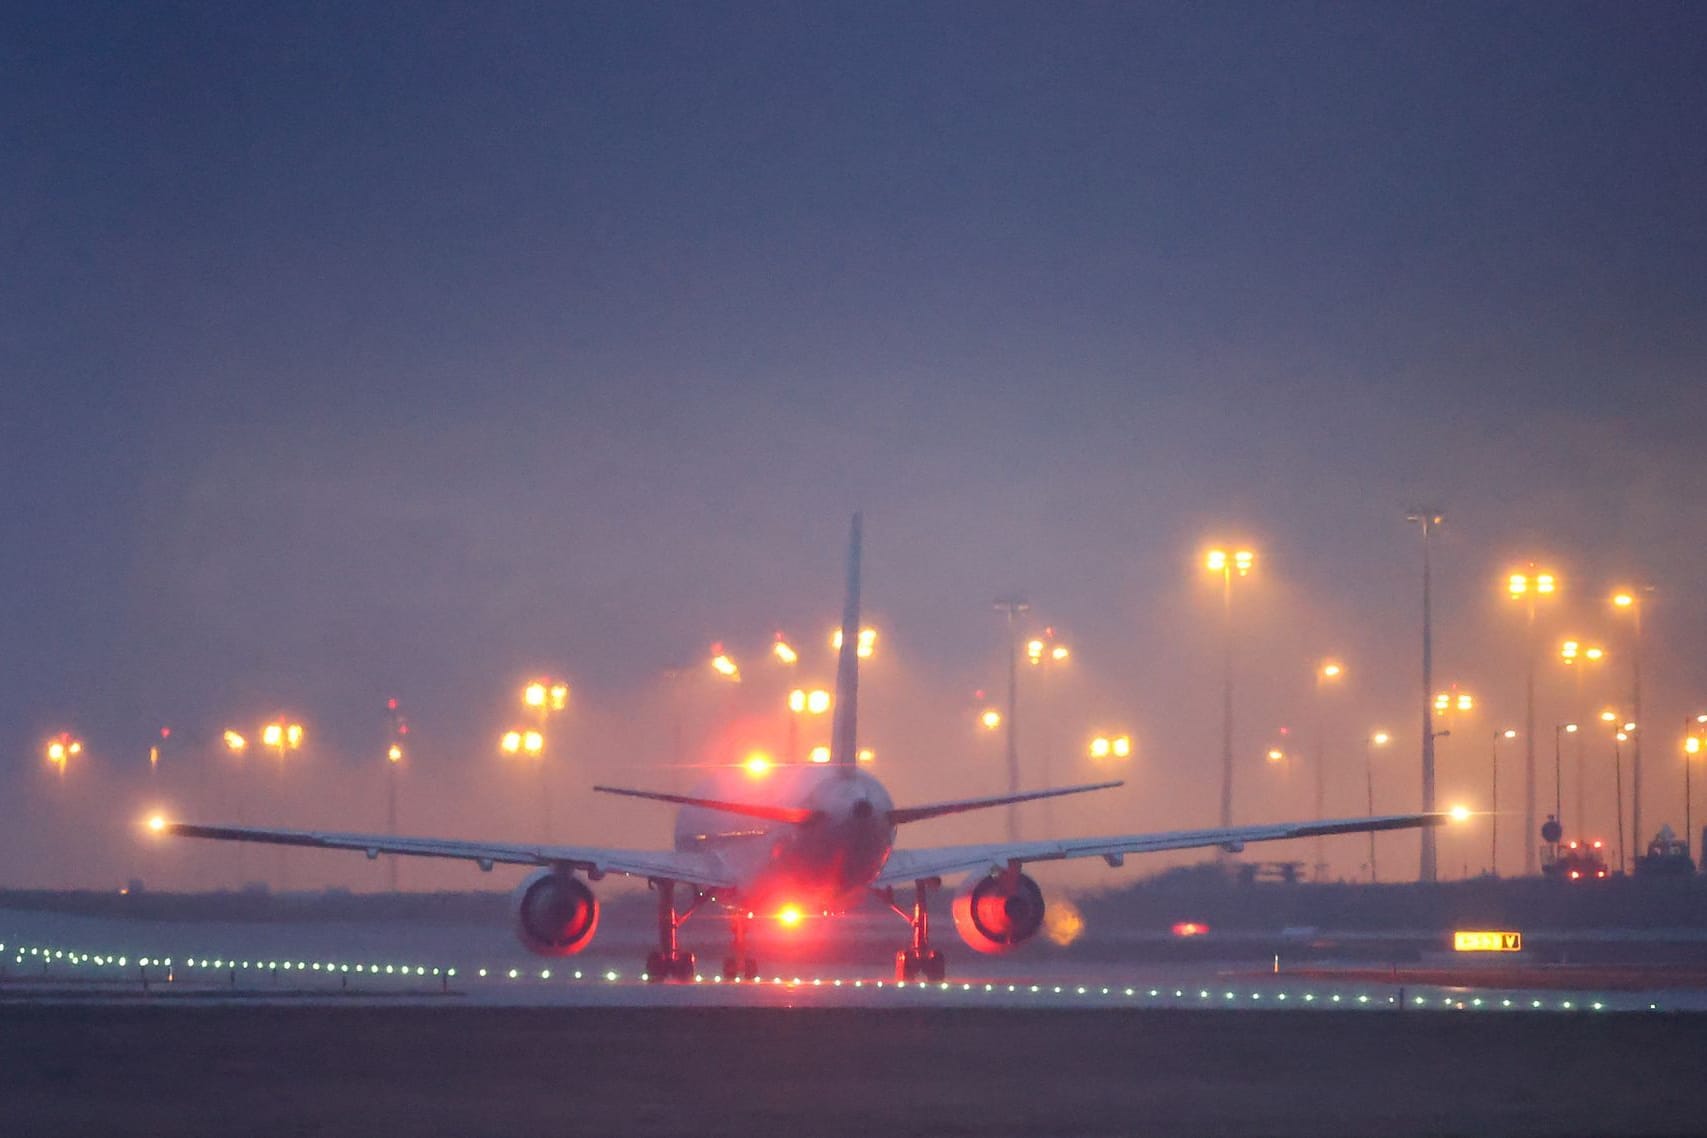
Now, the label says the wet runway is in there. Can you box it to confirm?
[9,906,1707,1135]
[7,905,1707,1012]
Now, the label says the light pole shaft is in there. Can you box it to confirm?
[1631,603,1644,854]
[1220,569,1234,835]
[1524,595,1537,875]
[1365,740,1378,883]
[1419,518,1438,884]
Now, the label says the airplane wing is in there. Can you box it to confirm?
[162,822,736,889]
[873,811,1446,886]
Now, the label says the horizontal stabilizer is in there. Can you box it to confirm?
[889,781,1122,825]
[592,785,816,825]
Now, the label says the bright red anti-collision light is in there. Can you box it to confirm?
[1171,921,1209,937]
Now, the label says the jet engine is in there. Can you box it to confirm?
[951,870,1045,953]
[511,868,599,956]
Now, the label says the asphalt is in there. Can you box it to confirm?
[5,1004,1707,1137]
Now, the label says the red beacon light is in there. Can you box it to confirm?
[1171,921,1209,938]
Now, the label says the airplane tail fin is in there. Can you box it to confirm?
[829,513,862,770]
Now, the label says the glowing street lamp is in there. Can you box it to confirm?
[223,730,248,755]
[44,733,83,778]
[1088,735,1132,761]
[709,645,741,681]
[979,708,1002,731]
[829,627,877,659]
[1205,544,1257,841]
[772,636,799,666]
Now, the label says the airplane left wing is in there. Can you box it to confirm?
[163,822,736,889]
[873,811,1447,886]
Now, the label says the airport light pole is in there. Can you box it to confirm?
[1552,722,1577,848]
[1431,688,1474,877]
[1611,590,1647,850]
[1365,730,1391,882]
[992,597,1030,842]
[1559,640,1605,841]
[1406,509,1444,883]
[1313,660,1344,880]
[1026,628,1071,831]
[1491,729,1516,875]
[1507,567,1557,874]
[1684,722,1705,865]
[1205,548,1256,844]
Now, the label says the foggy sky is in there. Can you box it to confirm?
[4,2,1706,888]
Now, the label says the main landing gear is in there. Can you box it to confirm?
[887,879,947,982]
[645,879,699,983]
[721,914,761,982]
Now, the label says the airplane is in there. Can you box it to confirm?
[156,514,1448,983]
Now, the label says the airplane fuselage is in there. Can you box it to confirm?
[673,765,896,910]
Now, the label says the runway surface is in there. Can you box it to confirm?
[9,906,1707,1135]
[6,1003,1707,1137]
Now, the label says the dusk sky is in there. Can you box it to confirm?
[5,3,1706,887]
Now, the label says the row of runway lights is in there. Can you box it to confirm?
[0,939,1654,1012]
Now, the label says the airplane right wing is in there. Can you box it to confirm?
[162,822,736,889]
[873,811,1448,886]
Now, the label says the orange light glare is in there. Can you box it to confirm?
[1370,731,1391,746]
[387,743,403,763]
[1450,805,1472,823]
[856,748,874,763]
[772,639,798,665]
[522,730,543,755]
[147,814,167,833]
[1266,748,1285,763]
[778,905,803,926]
[1600,710,1617,723]
[1612,592,1635,608]
[744,753,773,776]
[1089,737,1111,759]
[1112,736,1131,758]
[710,653,739,679]
[500,730,522,754]
[1050,644,1069,662]
[223,730,247,753]
[262,723,283,747]
[808,746,831,764]
[829,627,877,658]
[806,689,831,715]
[1171,921,1209,937]
[788,689,806,713]
[523,682,547,708]
[979,709,1002,730]
[1501,729,1518,740]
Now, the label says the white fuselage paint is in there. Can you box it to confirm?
[672,765,896,910]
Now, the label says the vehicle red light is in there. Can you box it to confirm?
[1596,870,1607,878]
[778,905,803,927]
[1171,921,1209,937]
[1570,870,1581,879]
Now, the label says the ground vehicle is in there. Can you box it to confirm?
[1543,839,1610,880]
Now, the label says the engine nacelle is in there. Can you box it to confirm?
[952,870,1045,954]
[510,869,599,956]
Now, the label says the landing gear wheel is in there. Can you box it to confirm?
[645,950,668,983]
[671,952,696,981]
[722,956,741,981]
[922,949,946,983]
[897,948,944,982]
[744,958,760,982]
